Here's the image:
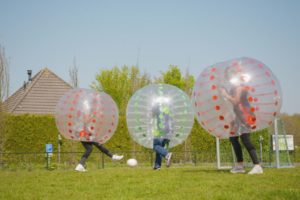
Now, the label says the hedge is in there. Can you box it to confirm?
[1,114,271,164]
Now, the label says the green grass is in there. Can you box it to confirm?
[0,166,299,200]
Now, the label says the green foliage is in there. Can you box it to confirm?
[189,120,216,152]
[157,65,195,95]
[91,65,151,115]
[158,65,185,88]
[1,114,83,165]
[4,114,56,152]
[105,116,132,151]
[280,113,300,146]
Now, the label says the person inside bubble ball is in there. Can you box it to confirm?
[221,66,263,175]
[151,102,173,170]
[75,118,123,172]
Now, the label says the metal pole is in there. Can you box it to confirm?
[101,153,105,169]
[274,117,280,168]
[259,135,263,163]
[150,151,153,167]
[58,143,60,164]
[58,134,62,164]
[216,137,221,169]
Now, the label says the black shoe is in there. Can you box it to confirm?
[153,167,161,170]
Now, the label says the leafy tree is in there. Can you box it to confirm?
[91,65,150,115]
[0,45,9,159]
[0,45,9,104]
[156,65,184,88]
[183,69,195,96]
[69,57,78,87]
[156,65,194,95]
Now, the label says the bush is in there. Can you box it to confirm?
[1,114,274,165]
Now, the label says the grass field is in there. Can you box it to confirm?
[0,166,299,200]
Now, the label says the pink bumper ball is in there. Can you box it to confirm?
[55,88,119,143]
[192,57,282,138]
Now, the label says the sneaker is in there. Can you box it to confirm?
[230,165,245,174]
[153,167,161,170]
[248,165,263,175]
[165,153,172,167]
[75,164,86,172]
[112,155,124,161]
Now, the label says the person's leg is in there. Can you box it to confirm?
[76,141,93,171]
[240,133,259,164]
[153,138,168,157]
[93,142,113,158]
[79,141,93,166]
[153,138,168,169]
[240,133,263,174]
[229,136,245,173]
[93,142,123,160]
[229,136,243,163]
[162,139,172,167]
[154,151,162,169]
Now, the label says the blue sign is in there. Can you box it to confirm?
[46,144,53,153]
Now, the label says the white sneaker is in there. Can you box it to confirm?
[75,164,86,172]
[112,155,124,161]
[248,165,263,175]
[165,153,172,167]
[230,165,245,174]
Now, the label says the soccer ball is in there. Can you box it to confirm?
[127,158,138,167]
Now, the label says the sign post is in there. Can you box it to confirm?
[58,134,62,164]
[45,144,53,170]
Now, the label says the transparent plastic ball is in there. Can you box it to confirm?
[192,57,282,138]
[55,88,119,143]
[126,84,194,149]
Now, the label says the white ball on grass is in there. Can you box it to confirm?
[127,158,138,167]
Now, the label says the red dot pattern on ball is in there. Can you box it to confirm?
[55,88,119,143]
[192,57,282,138]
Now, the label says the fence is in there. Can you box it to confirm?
[0,149,299,170]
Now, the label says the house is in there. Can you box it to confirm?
[3,68,73,115]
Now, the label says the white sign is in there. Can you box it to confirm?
[272,135,294,151]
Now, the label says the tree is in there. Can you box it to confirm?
[0,45,9,158]
[69,57,78,88]
[157,65,185,88]
[157,65,194,94]
[91,65,150,115]
[183,68,195,96]
[0,46,9,104]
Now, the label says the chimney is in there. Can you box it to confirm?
[27,70,32,82]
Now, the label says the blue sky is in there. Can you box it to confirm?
[1,0,299,114]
